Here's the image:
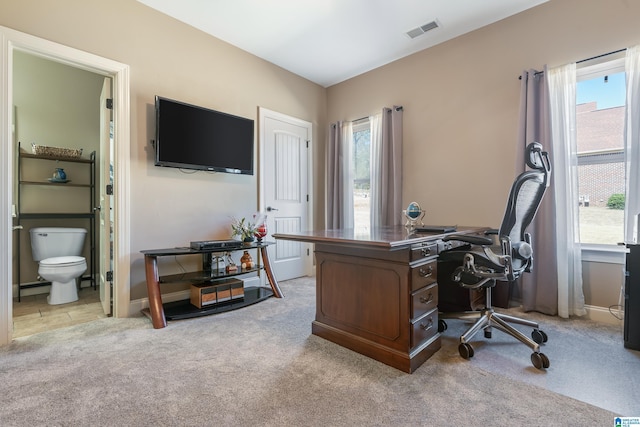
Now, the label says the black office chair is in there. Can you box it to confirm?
[438,142,552,370]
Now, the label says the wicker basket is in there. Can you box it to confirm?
[31,143,83,159]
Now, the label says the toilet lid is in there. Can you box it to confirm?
[40,256,86,266]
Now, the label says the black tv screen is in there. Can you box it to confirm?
[154,96,254,175]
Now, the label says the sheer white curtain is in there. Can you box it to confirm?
[624,45,640,243]
[326,121,354,229]
[369,113,382,227]
[547,63,586,318]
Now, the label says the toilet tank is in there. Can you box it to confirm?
[29,227,87,261]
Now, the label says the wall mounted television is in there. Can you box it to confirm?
[154,96,255,175]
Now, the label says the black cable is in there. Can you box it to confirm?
[608,304,624,320]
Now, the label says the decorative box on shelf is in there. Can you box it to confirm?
[190,278,244,309]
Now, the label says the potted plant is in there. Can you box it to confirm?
[231,217,257,242]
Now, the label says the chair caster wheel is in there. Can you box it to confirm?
[531,352,550,369]
[458,343,474,359]
[438,319,448,333]
[484,328,492,339]
[532,329,548,344]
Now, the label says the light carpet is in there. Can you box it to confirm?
[0,276,629,426]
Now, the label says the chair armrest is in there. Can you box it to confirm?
[442,234,493,246]
[484,229,499,235]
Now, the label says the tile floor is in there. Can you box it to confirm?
[12,287,107,338]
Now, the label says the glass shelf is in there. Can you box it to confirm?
[159,265,263,283]
[155,286,273,320]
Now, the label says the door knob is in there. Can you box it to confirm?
[266,206,279,212]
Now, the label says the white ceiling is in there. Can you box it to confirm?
[137,0,548,87]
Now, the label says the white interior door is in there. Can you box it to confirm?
[259,108,313,280]
[99,78,112,315]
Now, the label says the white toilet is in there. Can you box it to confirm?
[29,227,88,305]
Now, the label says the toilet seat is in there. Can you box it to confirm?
[38,256,86,305]
[40,256,85,267]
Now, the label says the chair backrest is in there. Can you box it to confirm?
[497,143,551,267]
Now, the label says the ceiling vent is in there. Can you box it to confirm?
[406,21,439,39]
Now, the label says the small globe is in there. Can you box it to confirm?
[406,202,422,219]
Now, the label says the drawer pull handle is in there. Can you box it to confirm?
[421,247,432,257]
[419,293,434,304]
[420,318,434,331]
[419,266,433,278]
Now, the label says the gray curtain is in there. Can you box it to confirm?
[517,69,559,315]
[326,121,353,229]
[373,106,403,226]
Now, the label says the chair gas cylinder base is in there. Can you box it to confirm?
[438,281,550,370]
[438,142,552,370]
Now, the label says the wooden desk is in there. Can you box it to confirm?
[273,226,483,373]
[141,242,282,329]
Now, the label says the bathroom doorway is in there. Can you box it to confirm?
[11,52,110,337]
[0,25,131,345]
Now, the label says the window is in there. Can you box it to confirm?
[352,119,371,232]
[576,58,626,247]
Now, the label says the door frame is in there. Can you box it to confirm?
[99,77,113,316]
[0,25,131,346]
[258,107,314,277]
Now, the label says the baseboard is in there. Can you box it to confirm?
[125,276,621,328]
[127,289,190,317]
[584,304,624,326]
[12,280,95,298]
[12,283,50,297]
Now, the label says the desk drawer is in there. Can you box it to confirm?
[412,308,438,348]
[411,282,438,320]
[411,242,438,262]
[411,260,437,292]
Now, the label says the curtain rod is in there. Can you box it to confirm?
[353,106,404,123]
[577,48,626,64]
[518,48,627,79]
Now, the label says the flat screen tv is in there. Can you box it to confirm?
[154,96,255,175]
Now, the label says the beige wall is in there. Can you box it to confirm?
[325,0,638,311]
[328,0,640,225]
[13,52,103,154]
[2,0,635,310]
[1,0,327,300]
[12,52,104,285]
[582,261,625,314]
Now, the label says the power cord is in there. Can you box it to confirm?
[173,255,187,274]
[609,304,624,320]
[609,279,625,321]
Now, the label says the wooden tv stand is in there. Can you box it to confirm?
[141,242,282,329]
